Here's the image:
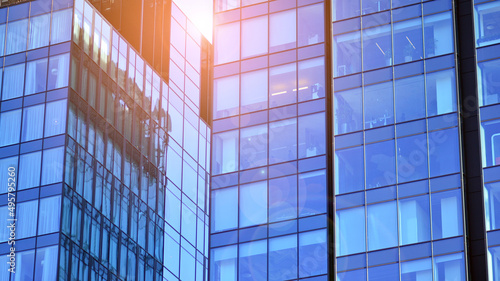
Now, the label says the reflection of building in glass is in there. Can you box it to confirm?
[0,0,211,280]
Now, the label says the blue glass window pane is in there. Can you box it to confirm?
[366,140,396,189]
[478,58,500,107]
[2,63,25,100]
[269,175,297,222]
[180,248,196,281]
[6,19,28,55]
[28,13,49,50]
[241,16,268,59]
[335,146,364,194]
[298,4,324,47]
[489,246,500,281]
[336,206,366,256]
[213,130,238,174]
[165,188,181,231]
[183,120,198,160]
[181,204,196,245]
[44,99,67,137]
[241,69,268,113]
[169,104,183,145]
[25,58,48,96]
[269,235,298,281]
[47,53,70,90]
[332,0,360,21]
[395,75,425,122]
[485,182,500,231]
[38,196,61,235]
[433,253,465,281]
[214,75,239,119]
[432,189,463,239]
[475,1,500,47]
[16,200,38,239]
[12,250,35,281]
[399,195,430,245]
[298,57,326,102]
[270,10,296,52]
[34,245,58,281]
[0,156,17,194]
[240,124,268,169]
[215,22,240,65]
[240,240,267,281]
[335,88,362,134]
[41,146,64,185]
[397,133,429,183]
[481,119,500,167]
[212,187,238,232]
[299,170,326,217]
[401,258,432,280]
[0,24,5,56]
[363,25,392,71]
[424,12,454,57]
[367,201,397,251]
[19,151,41,190]
[368,263,399,281]
[164,234,180,276]
[394,18,423,65]
[0,109,22,146]
[429,128,460,177]
[338,269,366,281]
[364,81,394,129]
[240,181,267,227]
[0,206,7,242]
[166,149,182,187]
[334,31,361,76]
[269,118,297,164]
[270,63,297,107]
[22,104,44,142]
[426,69,457,116]
[363,0,390,14]
[211,245,237,281]
[298,112,326,158]
[299,229,327,278]
[50,9,72,44]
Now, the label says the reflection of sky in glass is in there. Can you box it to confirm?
[173,0,213,42]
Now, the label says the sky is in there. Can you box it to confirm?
[173,0,214,42]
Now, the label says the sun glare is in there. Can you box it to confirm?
[173,0,214,43]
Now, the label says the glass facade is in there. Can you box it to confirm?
[210,0,328,280]
[474,0,500,279]
[332,0,467,279]
[0,0,211,280]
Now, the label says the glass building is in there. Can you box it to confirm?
[0,0,211,280]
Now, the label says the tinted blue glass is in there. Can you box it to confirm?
[336,206,366,256]
[485,182,500,231]
[394,18,423,65]
[475,1,500,47]
[211,245,237,281]
[338,269,366,281]
[334,31,362,76]
[368,263,399,281]
[298,57,326,102]
[335,88,362,134]
[16,200,38,239]
[241,69,268,113]
[25,58,48,96]
[29,13,50,50]
[6,19,28,55]
[481,118,500,167]
[269,118,297,164]
[214,75,239,119]
[429,128,460,177]
[366,140,396,189]
[433,253,465,281]
[478,59,500,107]
[269,10,296,53]
[401,258,432,280]
[298,4,324,47]
[239,240,267,281]
[426,69,457,116]
[19,151,41,190]
[41,146,64,185]
[363,0,390,14]
[0,109,21,146]
[424,12,454,58]
[367,201,397,251]
[2,63,25,100]
[399,195,431,245]
[299,170,326,217]
[0,156,17,194]
[34,246,57,280]
[299,229,327,277]
[397,133,429,183]
[364,81,394,129]
[47,53,70,90]
[240,181,267,227]
[269,235,298,281]
[298,113,326,158]
[335,146,364,194]
[363,25,392,71]
[212,187,238,232]
[22,104,44,142]
[269,175,297,222]
[51,9,72,44]
[269,63,296,108]
[240,124,267,169]
[333,0,360,20]
[0,24,5,56]
[44,100,67,137]
[12,250,35,281]
[489,246,500,281]
[395,75,425,122]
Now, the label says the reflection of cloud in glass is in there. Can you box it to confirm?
[173,0,213,42]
